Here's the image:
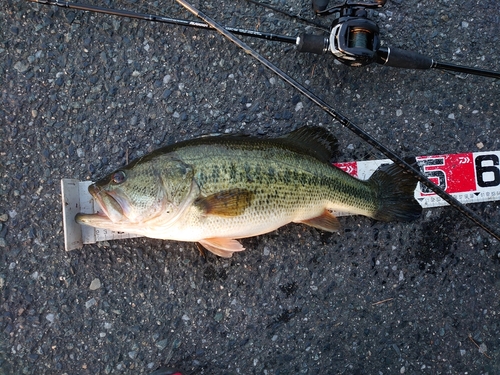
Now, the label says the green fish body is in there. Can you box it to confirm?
[76,127,421,257]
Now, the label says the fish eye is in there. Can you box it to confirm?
[111,170,126,184]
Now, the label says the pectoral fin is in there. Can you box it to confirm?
[195,188,254,217]
[199,238,246,258]
[296,210,341,232]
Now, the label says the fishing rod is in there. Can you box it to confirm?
[174,0,500,243]
[29,0,500,241]
[28,0,298,44]
[29,0,500,79]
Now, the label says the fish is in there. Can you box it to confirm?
[76,126,422,257]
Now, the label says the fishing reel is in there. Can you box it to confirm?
[33,0,500,78]
[298,0,443,71]
[298,0,385,66]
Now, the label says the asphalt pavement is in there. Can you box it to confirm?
[1,0,500,374]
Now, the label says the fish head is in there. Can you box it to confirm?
[76,154,196,228]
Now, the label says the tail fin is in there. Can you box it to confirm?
[368,162,422,222]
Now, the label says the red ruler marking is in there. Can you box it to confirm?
[416,153,476,195]
[334,151,500,201]
[335,161,358,177]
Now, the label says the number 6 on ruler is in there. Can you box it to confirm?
[475,154,500,187]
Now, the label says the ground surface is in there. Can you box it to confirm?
[1,0,500,374]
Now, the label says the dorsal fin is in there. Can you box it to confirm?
[124,126,338,169]
[280,126,338,163]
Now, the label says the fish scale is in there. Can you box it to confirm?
[182,145,343,215]
[76,127,421,257]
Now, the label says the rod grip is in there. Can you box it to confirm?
[296,34,328,55]
[377,47,433,69]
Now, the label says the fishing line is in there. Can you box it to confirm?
[175,0,500,242]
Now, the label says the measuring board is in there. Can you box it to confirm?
[61,150,500,251]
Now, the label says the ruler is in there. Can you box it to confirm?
[61,180,141,251]
[61,150,500,251]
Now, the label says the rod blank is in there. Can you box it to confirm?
[28,0,298,44]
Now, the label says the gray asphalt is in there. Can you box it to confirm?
[1,0,500,374]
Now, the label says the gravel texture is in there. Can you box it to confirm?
[1,0,500,374]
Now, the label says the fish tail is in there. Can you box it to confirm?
[368,161,422,222]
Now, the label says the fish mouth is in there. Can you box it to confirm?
[75,184,125,225]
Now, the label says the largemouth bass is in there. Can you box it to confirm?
[76,127,421,257]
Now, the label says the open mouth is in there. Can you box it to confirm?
[75,184,124,225]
